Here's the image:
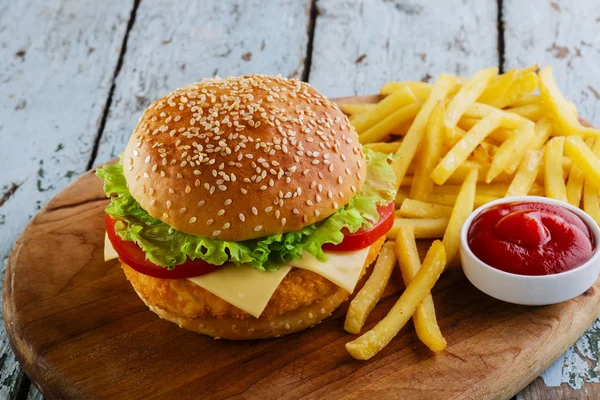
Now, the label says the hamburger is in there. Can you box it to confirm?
[97,75,396,339]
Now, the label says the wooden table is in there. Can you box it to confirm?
[1,1,599,399]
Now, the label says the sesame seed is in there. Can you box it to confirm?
[252,207,258,215]
[213,230,221,236]
[166,200,172,209]
[189,217,197,223]
[281,218,286,226]
[315,210,320,217]
[254,226,262,232]
[224,199,232,206]
[198,200,206,207]
[207,219,214,225]
[223,223,231,229]
[239,214,245,222]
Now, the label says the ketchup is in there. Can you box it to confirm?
[468,202,595,276]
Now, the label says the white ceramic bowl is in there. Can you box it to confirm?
[460,196,600,305]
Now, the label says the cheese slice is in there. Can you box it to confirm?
[104,234,371,317]
[289,246,371,293]
[187,265,291,318]
[104,233,119,261]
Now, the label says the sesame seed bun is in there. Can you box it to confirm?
[123,75,366,241]
[122,236,385,339]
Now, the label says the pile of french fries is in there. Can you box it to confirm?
[341,65,600,360]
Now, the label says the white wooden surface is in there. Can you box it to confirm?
[308,0,498,97]
[3,0,600,398]
[0,0,133,398]
[93,0,312,165]
[503,1,600,397]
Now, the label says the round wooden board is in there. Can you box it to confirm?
[4,96,600,400]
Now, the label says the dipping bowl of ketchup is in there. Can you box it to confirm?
[460,196,600,305]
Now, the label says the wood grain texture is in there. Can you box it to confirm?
[307,0,498,97]
[503,1,600,397]
[4,96,600,400]
[93,0,312,165]
[0,0,133,397]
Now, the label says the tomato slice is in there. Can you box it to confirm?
[322,202,395,252]
[105,215,219,279]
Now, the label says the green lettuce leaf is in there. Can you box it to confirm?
[96,147,396,271]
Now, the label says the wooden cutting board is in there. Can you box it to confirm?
[4,96,600,400]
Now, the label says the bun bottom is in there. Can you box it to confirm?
[124,236,386,340]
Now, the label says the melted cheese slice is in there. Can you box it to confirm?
[104,233,119,261]
[188,265,291,318]
[104,235,371,317]
[289,246,371,293]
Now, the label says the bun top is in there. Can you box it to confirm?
[123,75,366,241]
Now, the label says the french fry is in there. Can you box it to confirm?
[471,145,494,165]
[529,117,553,150]
[359,101,422,144]
[387,218,449,239]
[457,116,480,131]
[398,199,453,219]
[346,241,446,360]
[399,176,413,187]
[544,137,568,202]
[344,241,397,334]
[395,228,446,352]
[566,162,585,207]
[447,163,512,184]
[352,86,417,134]
[487,121,535,182]
[463,102,497,119]
[435,183,530,198]
[391,120,414,136]
[365,141,402,153]
[506,150,543,197]
[339,103,375,115]
[442,168,477,265]
[505,103,545,121]
[539,66,600,137]
[391,74,457,189]
[410,101,445,200]
[478,68,517,104]
[445,67,497,129]
[444,125,467,147]
[564,135,600,189]
[428,192,500,208]
[394,188,410,208]
[484,68,539,109]
[430,111,504,185]
[380,81,432,99]
[509,93,540,107]
[583,138,600,225]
